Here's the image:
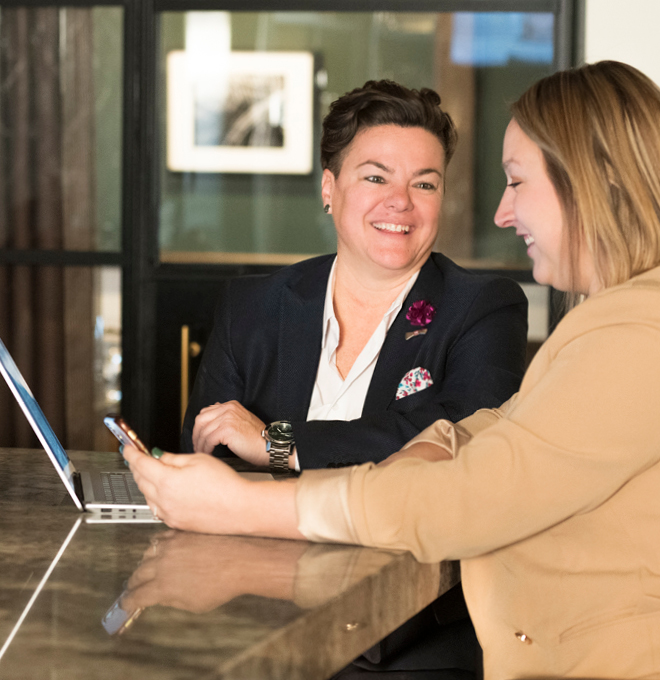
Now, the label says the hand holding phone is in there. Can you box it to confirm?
[104,414,152,457]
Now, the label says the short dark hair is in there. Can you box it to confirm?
[320,80,457,176]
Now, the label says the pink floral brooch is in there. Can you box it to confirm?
[406,300,436,327]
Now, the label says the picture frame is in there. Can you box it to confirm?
[166,50,314,175]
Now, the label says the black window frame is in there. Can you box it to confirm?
[0,0,582,442]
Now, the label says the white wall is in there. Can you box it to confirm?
[584,0,660,86]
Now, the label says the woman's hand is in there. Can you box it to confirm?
[122,445,303,539]
[192,400,267,465]
[124,445,248,532]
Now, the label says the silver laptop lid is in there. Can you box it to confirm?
[0,337,83,510]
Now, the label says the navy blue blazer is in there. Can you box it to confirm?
[181,253,528,468]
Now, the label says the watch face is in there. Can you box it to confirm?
[268,421,294,444]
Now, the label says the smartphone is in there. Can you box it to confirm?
[104,413,151,456]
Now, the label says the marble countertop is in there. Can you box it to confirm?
[0,448,458,679]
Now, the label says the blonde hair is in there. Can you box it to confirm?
[511,61,660,296]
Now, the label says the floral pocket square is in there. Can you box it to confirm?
[396,367,434,400]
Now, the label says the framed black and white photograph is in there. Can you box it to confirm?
[167,50,314,174]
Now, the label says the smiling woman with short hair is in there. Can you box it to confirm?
[181,80,527,476]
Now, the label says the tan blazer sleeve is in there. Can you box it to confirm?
[296,398,516,542]
[399,395,518,459]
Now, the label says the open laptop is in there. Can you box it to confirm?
[0,336,154,519]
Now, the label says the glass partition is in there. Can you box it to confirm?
[157,10,554,269]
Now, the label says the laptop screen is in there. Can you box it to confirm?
[0,337,81,509]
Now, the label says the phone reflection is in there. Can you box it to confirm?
[102,530,395,634]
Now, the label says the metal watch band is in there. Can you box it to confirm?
[262,421,295,473]
[268,442,293,473]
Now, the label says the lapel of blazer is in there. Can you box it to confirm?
[276,256,333,420]
[362,255,445,415]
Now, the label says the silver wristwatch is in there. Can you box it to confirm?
[261,421,295,473]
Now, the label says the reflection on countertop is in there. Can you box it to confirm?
[0,449,454,679]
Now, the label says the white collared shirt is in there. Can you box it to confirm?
[306,258,419,424]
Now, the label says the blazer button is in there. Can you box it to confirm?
[515,631,532,644]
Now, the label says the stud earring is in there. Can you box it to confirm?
[323,204,330,214]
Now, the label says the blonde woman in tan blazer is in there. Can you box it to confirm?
[125,61,660,679]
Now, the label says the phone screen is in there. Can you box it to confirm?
[104,414,151,456]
